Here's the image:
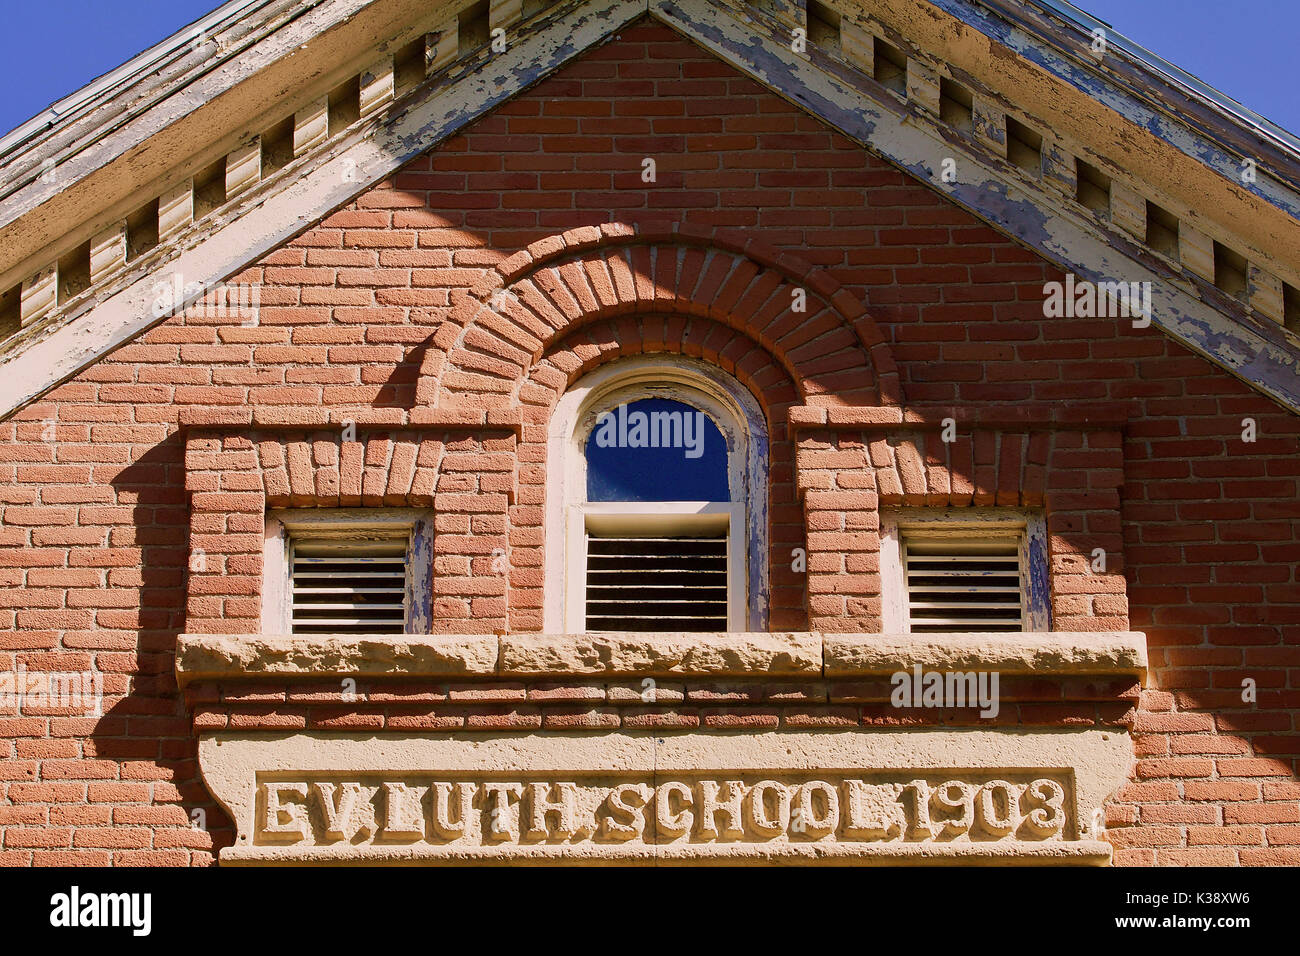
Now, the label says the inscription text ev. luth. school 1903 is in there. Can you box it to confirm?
[256,773,1073,846]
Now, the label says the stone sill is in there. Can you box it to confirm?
[218,840,1113,866]
[175,631,1147,685]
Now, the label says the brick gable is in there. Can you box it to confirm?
[0,22,1296,866]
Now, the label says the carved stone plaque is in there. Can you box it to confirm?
[199,729,1131,864]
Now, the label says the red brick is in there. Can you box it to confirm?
[0,26,1296,871]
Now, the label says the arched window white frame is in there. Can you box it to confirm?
[544,357,769,633]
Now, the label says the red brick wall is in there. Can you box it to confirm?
[0,22,1297,865]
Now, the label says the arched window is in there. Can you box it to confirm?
[544,357,769,633]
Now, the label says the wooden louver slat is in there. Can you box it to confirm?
[904,537,1023,633]
[291,537,407,635]
[586,535,727,632]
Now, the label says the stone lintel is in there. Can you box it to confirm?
[499,631,822,677]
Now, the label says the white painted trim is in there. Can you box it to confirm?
[1022,510,1051,632]
[0,0,649,422]
[543,356,769,633]
[265,507,434,635]
[261,514,289,634]
[879,515,905,633]
[880,507,1051,633]
[654,0,1300,414]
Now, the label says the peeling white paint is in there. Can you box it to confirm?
[2,0,1299,422]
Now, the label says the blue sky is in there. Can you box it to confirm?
[0,0,1296,137]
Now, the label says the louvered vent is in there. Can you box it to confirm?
[586,535,727,632]
[291,537,408,635]
[904,537,1023,632]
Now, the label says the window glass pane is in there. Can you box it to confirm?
[585,397,730,501]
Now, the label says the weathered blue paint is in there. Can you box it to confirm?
[660,0,1300,414]
[926,0,1300,223]
[1027,528,1051,627]
[407,517,434,635]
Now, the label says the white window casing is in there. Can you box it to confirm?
[262,508,434,635]
[880,507,1051,633]
[544,356,770,633]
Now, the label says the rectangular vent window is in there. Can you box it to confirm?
[873,36,908,95]
[291,537,408,635]
[1076,158,1112,215]
[0,285,19,338]
[586,535,727,632]
[904,536,1024,632]
[1006,117,1043,175]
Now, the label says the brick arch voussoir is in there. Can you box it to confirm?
[417,223,902,410]
[520,314,802,430]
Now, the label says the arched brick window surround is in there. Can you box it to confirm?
[415,222,902,411]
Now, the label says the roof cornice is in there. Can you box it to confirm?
[0,0,450,292]
[1,0,1298,421]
